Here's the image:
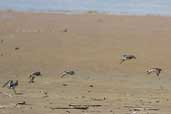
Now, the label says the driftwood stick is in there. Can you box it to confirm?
[50,106,88,110]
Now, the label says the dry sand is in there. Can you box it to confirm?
[0,10,171,114]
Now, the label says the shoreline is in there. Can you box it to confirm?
[1,9,171,17]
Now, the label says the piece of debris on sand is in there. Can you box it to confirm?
[40,90,48,97]
[63,28,68,32]
[50,104,102,110]
[16,101,27,106]
[15,47,20,50]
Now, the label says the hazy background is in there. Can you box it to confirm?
[0,0,171,15]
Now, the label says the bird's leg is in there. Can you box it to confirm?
[29,79,34,83]
[156,73,160,80]
[156,72,160,77]
[29,76,35,83]
[12,88,17,94]
[157,75,160,80]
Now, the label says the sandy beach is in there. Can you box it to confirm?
[0,10,171,114]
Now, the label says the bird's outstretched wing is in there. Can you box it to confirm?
[156,69,161,76]
[2,80,11,88]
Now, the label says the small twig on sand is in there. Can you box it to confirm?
[124,105,160,111]
[69,104,102,107]
[16,101,27,106]
[50,106,89,110]
[91,97,106,101]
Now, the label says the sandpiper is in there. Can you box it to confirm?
[147,68,162,77]
[2,80,18,94]
[30,72,41,76]
[60,70,75,78]
[28,72,42,83]
[120,54,136,64]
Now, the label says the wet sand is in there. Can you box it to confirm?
[0,10,171,114]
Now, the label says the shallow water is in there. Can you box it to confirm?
[0,0,171,15]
